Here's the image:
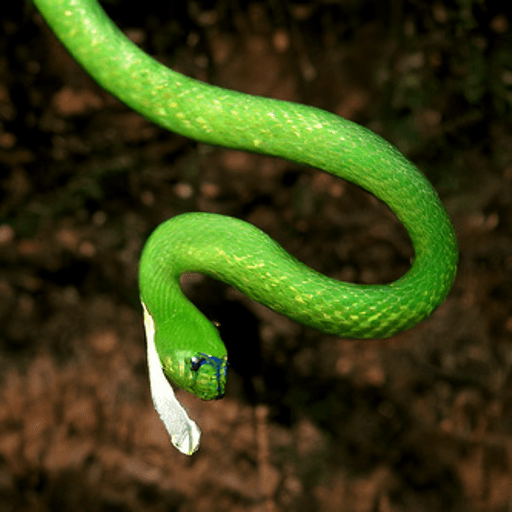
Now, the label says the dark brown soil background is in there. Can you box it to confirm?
[1,1,512,511]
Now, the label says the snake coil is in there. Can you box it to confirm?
[34,0,458,454]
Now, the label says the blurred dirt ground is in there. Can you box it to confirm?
[1,1,512,511]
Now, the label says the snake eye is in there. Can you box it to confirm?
[190,356,205,372]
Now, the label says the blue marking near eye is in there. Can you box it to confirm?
[196,353,228,398]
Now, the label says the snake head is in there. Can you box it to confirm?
[160,351,228,400]
[189,353,228,399]
[142,295,229,400]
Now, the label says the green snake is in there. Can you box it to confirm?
[34,0,458,454]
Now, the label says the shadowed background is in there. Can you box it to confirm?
[1,1,511,511]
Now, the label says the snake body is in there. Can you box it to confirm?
[34,0,458,452]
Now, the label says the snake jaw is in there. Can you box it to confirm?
[190,353,228,400]
[163,352,228,401]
